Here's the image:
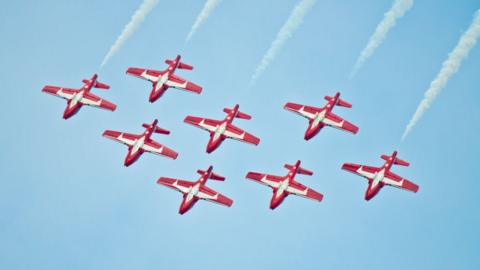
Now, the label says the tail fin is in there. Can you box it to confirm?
[197,169,225,181]
[284,163,314,175]
[381,155,410,166]
[165,59,194,70]
[223,108,252,120]
[142,123,170,135]
[324,95,351,108]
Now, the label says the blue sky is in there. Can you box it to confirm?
[1,0,480,269]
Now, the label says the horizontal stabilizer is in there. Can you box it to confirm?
[197,170,225,181]
[223,108,252,120]
[284,164,313,175]
[94,81,110,89]
[142,123,170,134]
[337,98,352,108]
[381,155,410,166]
[324,95,351,108]
[82,79,110,89]
[165,59,194,70]
[153,126,170,134]
[178,62,193,70]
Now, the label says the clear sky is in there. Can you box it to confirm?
[1,0,480,269]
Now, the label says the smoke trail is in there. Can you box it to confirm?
[402,10,480,140]
[250,0,316,86]
[186,0,223,42]
[349,0,413,78]
[100,0,159,68]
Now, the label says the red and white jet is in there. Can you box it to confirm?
[284,92,358,140]
[157,166,233,214]
[246,160,323,209]
[102,119,178,166]
[126,55,202,103]
[184,104,260,153]
[342,151,419,201]
[42,73,116,119]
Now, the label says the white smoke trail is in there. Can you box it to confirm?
[349,0,413,78]
[186,0,223,42]
[100,0,160,68]
[250,0,316,86]
[402,10,480,140]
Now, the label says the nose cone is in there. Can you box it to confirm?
[364,185,380,201]
[62,110,73,119]
[149,83,166,102]
[63,105,80,119]
[178,199,195,215]
[178,205,189,215]
[149,90,160,103]
[124,152,140,167]
[269,200,281,210]
[304,130,315,140]
[124,157,135,167]
[206,143,217,154]
[206,138,222,154]
[269,193,286,210]
[304,125,321,140]
[364,191,375,201]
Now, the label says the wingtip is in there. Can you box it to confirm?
[351,126,359,134]
[341,163,351,170]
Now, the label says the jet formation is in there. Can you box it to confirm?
[42,54,420,214]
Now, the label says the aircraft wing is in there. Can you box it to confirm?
[184,116,222,132]
[80,92,117,111]
[323,112,359,134]
[126,67,164,82]
[141,139,178,159]
[245,172,283,189]
[284,102,321,119]
[224,123,260,145]
[286,181,324,202]
[166,74,202,94]
[342,163,380,179]
[102,130,140,146]
[197,185,233,207]
[383,171,419,193]
[42,85,78,100]
[157,177,194,194]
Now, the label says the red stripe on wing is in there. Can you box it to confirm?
[42,86,78,97]
[284,102,321,115]
[157,177,194,193]
[199,186,233,207]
